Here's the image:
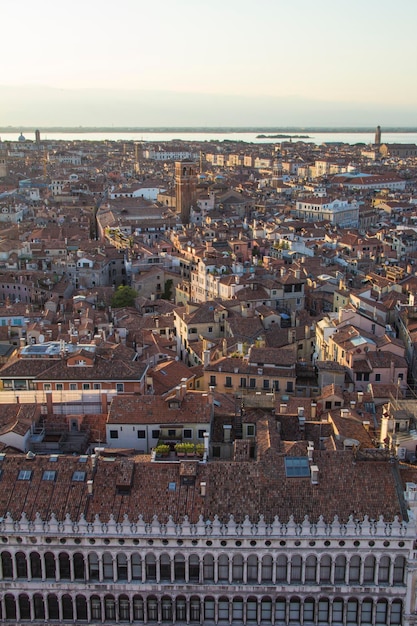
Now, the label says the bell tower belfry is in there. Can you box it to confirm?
[175,160,196,224]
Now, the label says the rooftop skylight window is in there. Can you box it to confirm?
[284,457,310,478]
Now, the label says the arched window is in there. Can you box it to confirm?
[363,555,375,584]
[276,555,287,582]
[119,595,130,621]
[4,594,16,620]
[247,597,257,622]
[204,597,215,621]
[232,598,243,621]
[62,594,73,620]
[391,599,402,625]
[102,552,113,580]
[33,594,45,620]
[160,553,171,581]
[30,552,42,578]
[375,599,387,625]
[232,554,243,582]
[393,556,405,584]
[349,555,360,583]
[146,554,156,581]
[105,595,116,621]
[218,554,228,581]
[261,555,273,582]
[189,554,199,581]
[304,597,315,622]
[117,553,128,581]
[378,556,390,584]
[133,596,144,621]
[290,555,302,583]
[334,555,346,583]
[74,553,85,580]
[203,554,214,581]
[16,552,28,578]
[332,598,344,624]
[318,598,329,624]
[147,596,158,621]
[289,598,300,623]
[47,594,59,620]
[131,553,142,580]
[361,598,373,625]
[59,552,71,580]
[247,555,258,582]
[75,595,87,621]
[319,555,331,583]
[275,597,286,622]
[190,596,200,622]
[261,597,272,622]
[305,555,317,582]
[88,553,99,581]
[19,594,31,620]
[45,552,56,579]
[161,597,172,622]
[91,596,102,621]
[218,597,229,621]
[1,551,13,578]
[346,598,358,625]
[174,553,185,581]
[176,597,186,622]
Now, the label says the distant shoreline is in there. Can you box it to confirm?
[256,134,311,139]
[1,126,417,134]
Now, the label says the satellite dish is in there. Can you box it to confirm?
[39,334,45,344]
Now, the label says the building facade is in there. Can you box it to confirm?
[0,510,409,625]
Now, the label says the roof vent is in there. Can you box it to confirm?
[310,465,319,485]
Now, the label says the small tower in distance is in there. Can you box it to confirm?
[134,142,142,175]
[0,143,9,178]
[175,160,197,224]
[375,125,381,146]
[35,129,41,145]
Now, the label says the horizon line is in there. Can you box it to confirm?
[1,126,417,134]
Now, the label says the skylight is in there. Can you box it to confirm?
[284,457,310,478]
[72,471,86,482]
[18,470,32,481]
[42,470,56,481]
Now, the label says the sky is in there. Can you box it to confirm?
[1,0,416,127]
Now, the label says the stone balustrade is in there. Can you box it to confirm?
[1,511,413,539]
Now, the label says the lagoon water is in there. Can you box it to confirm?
[1,130,417,146]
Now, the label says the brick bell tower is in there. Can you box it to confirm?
[175,159,197,224]
[0,143,8,178]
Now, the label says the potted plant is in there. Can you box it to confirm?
[175,443,187,457]
[183,442,196,456]
[154,444,170,458]
[196,443,205,457]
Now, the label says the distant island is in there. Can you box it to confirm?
[256,133,311,139]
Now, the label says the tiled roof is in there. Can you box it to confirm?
[0,404,40,437]
[150,359,195,395]
[249,347,296,367]
[107,392,212,425]
[0,440,403,525]
[34,354,147,382]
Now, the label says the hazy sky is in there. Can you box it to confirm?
[1,0,416,126]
